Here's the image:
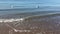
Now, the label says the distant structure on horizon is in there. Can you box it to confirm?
[36,5,40,8]
[38,5,40,8]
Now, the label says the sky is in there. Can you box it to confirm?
[0,0,60,9]
[0,0,59,6]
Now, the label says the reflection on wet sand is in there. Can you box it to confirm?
[0,14,60,34]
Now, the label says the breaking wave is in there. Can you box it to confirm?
[0,12,60,23]
[0,18,25,23]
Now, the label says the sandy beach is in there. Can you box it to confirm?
[0,14,60,34]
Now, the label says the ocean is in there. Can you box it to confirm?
[0,8,60,19]
[0,8,60,34]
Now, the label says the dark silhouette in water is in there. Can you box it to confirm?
[37,5,40,8]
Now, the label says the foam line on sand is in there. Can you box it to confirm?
[0,18,24,23]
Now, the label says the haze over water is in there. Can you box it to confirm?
[0,0,60,17]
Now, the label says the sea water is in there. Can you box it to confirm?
[0,8,60,17]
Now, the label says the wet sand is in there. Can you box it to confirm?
[0,14,60,34]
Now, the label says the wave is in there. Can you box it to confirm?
[0,18,25,23]
[0,12,60,23]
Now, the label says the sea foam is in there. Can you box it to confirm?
[0,18,24,23]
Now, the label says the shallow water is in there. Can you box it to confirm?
[0,8,60,19]
[0,8,60,16]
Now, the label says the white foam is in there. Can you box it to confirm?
[14,29,31,32]
[0,18,24,23]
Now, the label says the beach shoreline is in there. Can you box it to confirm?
[0,13,60,34]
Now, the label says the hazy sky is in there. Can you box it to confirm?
[0,0,60,5]
[0,0,60,9]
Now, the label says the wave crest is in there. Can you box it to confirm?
[0,18,24,23]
